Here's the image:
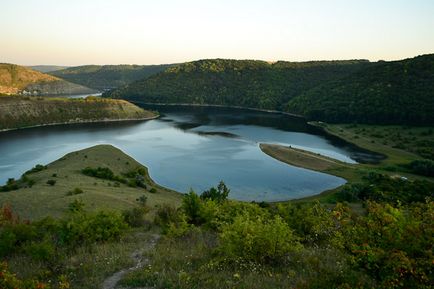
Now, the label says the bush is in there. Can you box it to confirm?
[59,211,128,245]
[405,159,434,177]
[24,164,47,175]
[136,194,147,206]
[82,166,115,179]
[219,214,302,263]
[66,187,84,196]
[182,190,202,225]
[149,188,157,193]
[200,181,230,202]
[122,207,148,227]
[46,179,56,186]
[154,204,180,228]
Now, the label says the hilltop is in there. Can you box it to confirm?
[287,54,434,125]
[51,64,174,90]
[104,54,434,125]
[104,59,370,110]
[29,65,69,73]
[0,95,157,131]
[0,63,95,95]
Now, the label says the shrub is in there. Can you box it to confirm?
[149,188,157,193]
[182,190,202,225]
[200,181,230,202]
[136,194,147,206]
[122,207,148,227]
[24,164,47,175]
[405,159,434,177]
[154,204,180,228]
[68,199,85,213]
[59,211,128,245]
[46,179,56,186]
[82,166,114,179]
[66,187,84,196]
[219,214,302,263]
[0,261,49,289]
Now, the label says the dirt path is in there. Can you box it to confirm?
[102,233,160,289]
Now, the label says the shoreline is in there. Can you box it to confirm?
[131,101,305,118]
[0,114,159,133]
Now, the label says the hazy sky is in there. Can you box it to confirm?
[1,0,434,65]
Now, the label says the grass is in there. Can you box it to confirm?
[119,229,370,289]
[317,123,434,165]
[7,227,160,289]
[260,123,434,204]
[260,143,361,182]
[0,144,181,220]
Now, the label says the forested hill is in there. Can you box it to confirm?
[103,59,371,110]
[104,55,434,125]
[286,54,434,125]
[51,64,174,90]
[0,63,95,95]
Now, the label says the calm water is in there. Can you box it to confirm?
[0,106,379,201]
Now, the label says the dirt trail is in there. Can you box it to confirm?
[102,233,160,289]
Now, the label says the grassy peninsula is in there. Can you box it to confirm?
[0,95,157,131]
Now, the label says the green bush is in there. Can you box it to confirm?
[122,207,148,227]
[46,179,56,186]
[59,211,128,246]
[219,214,302,263]
[405,159,434,177]
[66,187,84,196]
[24,164,47,175]
[200,181,230,202]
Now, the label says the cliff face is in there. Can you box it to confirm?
[0,63,96,95]
[0,96,157,130]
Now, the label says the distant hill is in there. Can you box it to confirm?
[104,55,434,125]
[29,65,69,73]
[0,95,157,130]
[286,54,434,125]
[0,63,96,95]
[51,64,174,90]
[104,59,370,110]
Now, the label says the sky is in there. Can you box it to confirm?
[1,0,434,66]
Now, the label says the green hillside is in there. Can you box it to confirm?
[287,54,434,125]
[51,64,174,90]
[0,95,157,130]
[0,145,181,220]
[0,63,96,95]
[104,59,370,110]
[104,55,434,125]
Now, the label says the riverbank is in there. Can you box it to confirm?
[131,101,304,118]
[260,143,360,182]
[0,95,158,132]
[0,115,159,133]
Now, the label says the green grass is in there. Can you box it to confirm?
[0,145,181,220]
[7,227,160,289]
[260,123,434,204]
[260,143,361,182]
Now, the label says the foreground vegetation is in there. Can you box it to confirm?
[0,95,157,131]
[2,176,431,289]
[105,54,434,125]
